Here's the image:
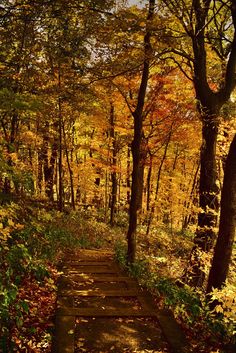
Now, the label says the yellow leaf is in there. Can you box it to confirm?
[215,305,224,313]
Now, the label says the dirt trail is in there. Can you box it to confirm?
[52,249,188,353]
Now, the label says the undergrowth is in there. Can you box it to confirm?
[114,238,236,353]
[0,201,121,352]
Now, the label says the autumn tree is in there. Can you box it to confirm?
[0,0,43,194]
[124,0,155,263]
[161,0,236,286]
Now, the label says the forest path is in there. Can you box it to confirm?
[52,249,188,353]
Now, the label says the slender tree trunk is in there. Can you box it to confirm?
[41,122,58,201]
[104,170,108,222]
[109,103,117,226]
[3,112,19,195]
[137,138,147,210]
[146,154,153,212]
[146,131,171,236]
[38,151,43,195]
[45,140,57,201]
[127,0,155,264]
[127,144,131,204]
[42,122,50,195]
[62,121,75,210]
[182,161,200,229]
[3,177,11,194]
[110,168,117,225]
[207,134,236,292]
[118,158,121,214]
[172,145,179,171]
[28,124,33,166]
[10,113,19,147]
[58,66,63,212]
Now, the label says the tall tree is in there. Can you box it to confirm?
[161,0,236,286]
[127,0,155,264]
[109,101,118,226]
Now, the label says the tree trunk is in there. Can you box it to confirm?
[3,177,11,194]
[109,103,117,226]
[104,170,109,222]
[110,168,117,225]
[137,137,147,210]
[41,122,58,201]
[146,154,153,212]
[182,162,200,229]
[196,118,219,251]
[127,0,155,264]
[127,144,131,204]
[146,131,171,236]
[38,151,43,195]
[62,121,75,210]
[184,116,219,287]
[186,116,220,287]
[207,134,236,292]
[42,122,50,196]
[58,66,63,212]
[45,140,57,201]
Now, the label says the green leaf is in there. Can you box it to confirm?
[20,300,29,313]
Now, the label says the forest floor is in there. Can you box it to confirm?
[1,206,235,353]
[52,248,188,353]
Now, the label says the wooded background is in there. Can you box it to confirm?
[1,0,236,296]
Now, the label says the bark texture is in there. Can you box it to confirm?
[207,134,236,292]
